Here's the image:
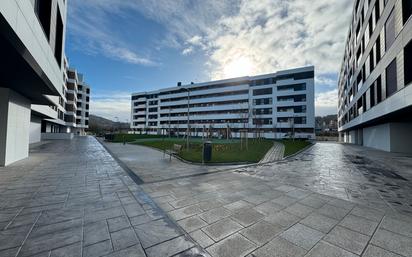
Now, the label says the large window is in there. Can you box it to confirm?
[54,7,64,67]
[386,58,397,97]
[253,88,273,96]
[34,0,52,40]
[385,9,396,51]
[405,40,412,86]
[403,0,412,24]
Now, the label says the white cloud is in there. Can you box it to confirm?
[90,91,131,121]
[315,89,338,116]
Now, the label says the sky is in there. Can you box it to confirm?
[65,0,354,122]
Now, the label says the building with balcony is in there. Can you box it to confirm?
[131,66,315,139]
[337,0,412,153]
[0,0,67,166]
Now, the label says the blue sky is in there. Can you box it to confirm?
[66,0,354,121]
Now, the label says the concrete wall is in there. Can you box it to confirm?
[29,115,42,144]
[390,123,412,153]
[0,88,31,166]
[41,133,73,140]
[363,123,391,152]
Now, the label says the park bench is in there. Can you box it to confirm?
[165,144,182,160]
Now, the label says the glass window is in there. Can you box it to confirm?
[385,9,396,51]
[253,88,273,96]
[404,39,412,86]
[386,58,397,97]
[403,0,412,24]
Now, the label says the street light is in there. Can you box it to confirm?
[182,87,190,150]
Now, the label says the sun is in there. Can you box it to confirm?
[223,56,254,78]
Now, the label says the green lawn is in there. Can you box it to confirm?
[129,137,312,163]
[110,133,162,143]
[281,140,312,157]
[133,138,274,163]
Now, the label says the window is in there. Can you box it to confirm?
[404,40,412,86]
[376,76,382,103]
[34,0,52,40]
[253,98,272,106]
[386,58,397,97]
[376,35,381,64]
[403,0,412,24]
[370,84,375,108]
[385,9,396,51]
[54,7,64,67]
[253,88,272,96]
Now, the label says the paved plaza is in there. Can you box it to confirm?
[1,137,412,257]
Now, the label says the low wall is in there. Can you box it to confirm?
[41,133,74,140]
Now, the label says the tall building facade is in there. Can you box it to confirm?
[338,0,412,153]
[0,1,90,166]
[131,66,315,139]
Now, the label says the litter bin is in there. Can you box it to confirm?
[203,141,212,162]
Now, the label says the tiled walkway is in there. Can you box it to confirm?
[0,137,206,257]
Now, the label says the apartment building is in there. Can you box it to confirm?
[338,0,412,153]
[131,66,315,139]
[30,62,91,144]
[0,0,67,166]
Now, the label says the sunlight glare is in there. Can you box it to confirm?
[223,56,254,78]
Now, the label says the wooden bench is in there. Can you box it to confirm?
[165,144,182,160]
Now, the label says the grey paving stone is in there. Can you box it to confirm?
[240,221,282,245]
[380,216,412,237]
[263,210,300,228]
[6,212,41,229]
[339,214,378,236]
[129,214,153,227]
[0,208,21,223]
[324,226,369,255]
[305,241,357,257]
[174,246,211,257]
[197,199,225,211]
[198,207,232,224]
[84,207,124,224]
[350,206,385,222]
[202,218,243,242]
[300,213,339,233]
[206,233,255,257]
[30,218,82,238]
[223,200,254,212]
[83,240,113,257]
[134,218,182,248]
[230,209,264,227]
[111,227,138,251]
[190,229,214,248]
[168,205,203,221]
[317,204,350,220]
[271,195,299,207]
[298,195,327,209]
[169,198,199,209]
[363,245,403,257]
[107,216,130,232]
[280,223,324,250]
[146,235,194,257]
[50,242,81,257]
[284,203,314,218]
[37,208,84,226]
[243,194,272,205]
[250,237,307,257]
[19,225,82,256]
[0,225,31,251]
[157,202,174,212]
[84,220,110,246]
[286,189,311,199]
[103,244,146,257]
[371,228,412,257]
[178,216,208,233]
[274,185,298,193]
[254,201,284,216]
[123,204,145,218]
[328,198,355,210]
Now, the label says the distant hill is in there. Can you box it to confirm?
[88,114,129,134]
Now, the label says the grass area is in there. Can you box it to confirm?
[133,138,274,163]
[110,133,162,143]
[280,140,312,157]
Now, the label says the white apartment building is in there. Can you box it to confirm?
[338,0,412,153]
[0,0,67,166]
[131,66,315,139]
[0,1,90,166]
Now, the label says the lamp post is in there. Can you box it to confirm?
[182,87,190,150]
